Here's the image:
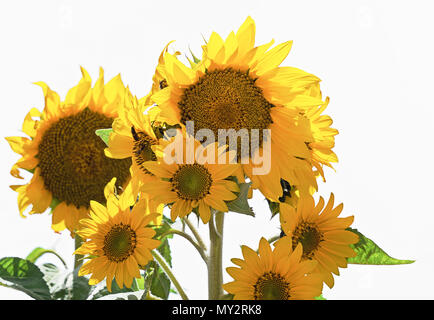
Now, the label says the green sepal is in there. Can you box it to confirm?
[95,128,113,147]
[267,200,280,219]
[49,197,61,212]
[189,47,201,64]
[347,228,415,265]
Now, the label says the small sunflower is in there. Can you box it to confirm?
[140,130,241,224]
[280,193,359,288]
[223,237,323,300]
[104,90,162,209]
[75,178,161,291]
[140,41,182,107]
[6,67,132,234]
[151,16,335,202]
[300,83,338,180]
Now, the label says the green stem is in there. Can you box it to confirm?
[152,250,189,300]
[183,217,208,252]
[33,249,68,268]
[208,210,224,300]
[72,234,84,300]
[161,229,208,265]
[73,234,83,270]
[267,235,280,245]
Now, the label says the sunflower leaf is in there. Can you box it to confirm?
[72,267,92,300]
[95,128,112,147]
[153,218,174,268]
[150,265,171,300]
[227,182,254,216]
[39,263,73,300]
[157,238,173,268]
[347,228,415,265]
[0,257,52,300]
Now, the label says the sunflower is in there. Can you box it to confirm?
[300,83,338,180]
[279,193,359,288]
[150,16,334,202]
[223,237,323,300]
[141,41,180,106]
[6,67,132,234]
[75,178,160,291]
[104,89,162,209]
[140,130,241,224]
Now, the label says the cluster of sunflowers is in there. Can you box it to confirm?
[4,17,411,300]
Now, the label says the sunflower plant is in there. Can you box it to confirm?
[1,17,414,301]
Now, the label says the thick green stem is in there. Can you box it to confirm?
[208,210,224,300]
[152,250,189,300]
[72,234,84,300]
[73,234,83,270]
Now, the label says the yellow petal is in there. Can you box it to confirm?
[34,81,60,120]
[235,16,256,57]
[253,41,293,76]
[22,108,41,137]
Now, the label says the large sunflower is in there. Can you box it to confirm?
[280,193,359,288]
[140,130,241,224]
[6,67,132,234]
[75,178,160,291]
[223,237,323,300]
[150,16,335,202]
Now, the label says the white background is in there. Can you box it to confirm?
[0,0,433,300]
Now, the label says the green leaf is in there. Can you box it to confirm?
[226,182,254,216]
[95,128,112,147]
[72,267,92,300]
[347,228,415,265]
[150,264,171,300]
[26,247,67,267]
[315,294,326,300]
[153,217,174,268]
[157,238,172,268]
[39,263,71,300]
[0,257,51,300]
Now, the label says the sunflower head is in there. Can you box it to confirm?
[280,193,359,288]
[6,67,133,235]
[140,129,241,223]
[223,237,323,300]
[75,178,161,291]
[150,16,337,203]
